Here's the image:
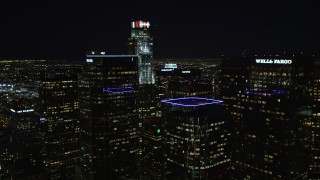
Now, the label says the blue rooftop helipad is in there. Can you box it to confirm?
[161,97,223,107]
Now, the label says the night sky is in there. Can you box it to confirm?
[0,1,319,60]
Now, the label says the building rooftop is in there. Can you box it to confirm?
[161,97,223,107]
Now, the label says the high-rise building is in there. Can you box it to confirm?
[156,67,202,98]
[10,99,40,159]
[162,97,230,179]
[139,117,165,180]
[137,85,159,119]
[128,20,154,85]
[0,128,11,179]
[128,21,157,177]
[3,159,47,179]
[39,68,80,179]
[310,58,320,179]
[221,56,313,179]
[167,80,212,99]
[80,53,139,179]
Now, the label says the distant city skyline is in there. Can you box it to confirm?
[0,1,319,60]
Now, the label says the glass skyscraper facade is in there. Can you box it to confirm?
[221,56,314,179]
[80,53,139,179]
[128,20,155,85]
[39,68,80,179]
[162,97,230,179]
[310,58,320,179]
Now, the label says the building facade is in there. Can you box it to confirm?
[39,68,80,179]
[139,117,165,180]
[128,20,154,85]
[310,58,320,179]
[162,97,230,179]
[221,56,313,179]
[80,53,139,179]
[10,101,40,159]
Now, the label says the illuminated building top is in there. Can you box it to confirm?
[128,20,154,84]
[161,97,223,107]
[131,20,150,29]
[10,109,34,113]
[164,63,178,69]
[255,59,292,64]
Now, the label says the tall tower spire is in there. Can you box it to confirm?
[128,20,155,84]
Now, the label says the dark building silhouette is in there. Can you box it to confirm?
[80,53,139,179]
[3,159,47,179]
[221,56,313,179]
[155,66,202,98]
[139,117,165,180]
[310,58,320,179]
[162,97,230,179]
[39,67,80,179]
[0,128,11,179]
[10,100,40,159]
[167,80,212,99]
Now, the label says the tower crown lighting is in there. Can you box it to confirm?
[131,20,150,29]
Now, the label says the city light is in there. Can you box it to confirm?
[161,97,223,107]
[103,86,134,94]
[255,59,293,64]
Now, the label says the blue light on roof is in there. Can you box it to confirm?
[103,86,134,94]
[161,97,223,107]
[244,88,286,96]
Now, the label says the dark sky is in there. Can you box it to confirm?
[0,1,319,60]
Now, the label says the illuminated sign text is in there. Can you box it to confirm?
[131,21,150,29]
[255,59,292,64]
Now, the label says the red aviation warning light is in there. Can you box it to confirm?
[131,20,150,29]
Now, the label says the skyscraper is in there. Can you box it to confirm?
[39,67,80,179]
[128,20,154,85]
[80,53,139,179]
[310,57,320,179]
[162,97,230,179]
[221,56,313,179]
[155,67,204,99]
[139,117,165,180]
[128,21,158,175]
[10,100,39,158]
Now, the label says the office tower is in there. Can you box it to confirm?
[80,53,139,179]
[39,68,80,179]
[137,84,158,119]
[128,20,154,85]
[162,97,230,179]
[0,94,14,179]
[156,67,203,97]
[10,99,40,159]
[6,99,47,180]
[128,21,157,177]
[0,128,11,179]
[155,67,204,117]
[139,117,165,179]
[221,56,313,179]
[167,80,212,99]
[2,159,47,179]
[310,58,320,179]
